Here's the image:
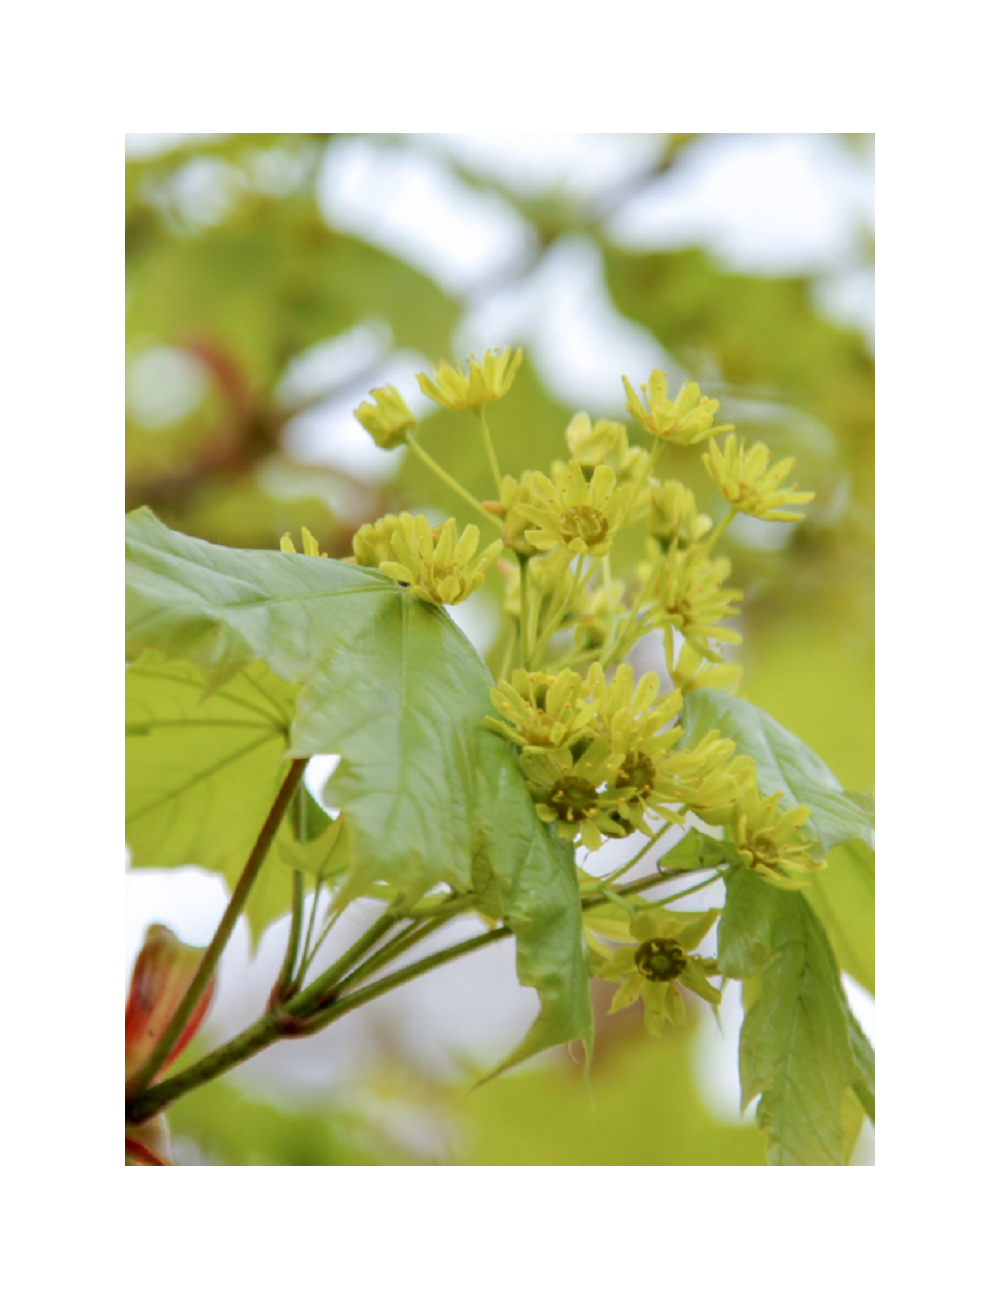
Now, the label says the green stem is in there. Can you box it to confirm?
[301,902,340,974]
[601,556,618,659]
[476,408,503,494]
[305,869,694,1036]
[337,915,451,992]
[599,822,675,888]
[497,624,515,684]
[295,878,325,987]
[518,555,531,668]
[703,505,737,553]
[600,563,659,668]
[127,1016,285,1125]
[405,433,500,529]
[297,927,511,1035]
[127,867,705,1122]
[527,565,543,659]
[529,556,600,668]
[125,757,309,1102]
[271,869,305,1002]
[663,622,674,675]
[621,437,664,525]
[283,912,398,1017]
[657,871,724,907]
[271,787,308,998]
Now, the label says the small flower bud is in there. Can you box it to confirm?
[354,384,417,449]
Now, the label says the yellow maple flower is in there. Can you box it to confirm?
[482,471,543,557]
[555,412,651,511]
[670,639,743,696]
[564,412,627,468]
[702,434,815,522]
[731,782,826,889]
[593,908,722,1034]
[622,369,733,445]
[584,663,749,832]
[417,347,523,411]
[378,514,503,606]
[649,479,713,548]
[353,384,418,450]
[350,514,403,568]
[521,738,632,851]
[643,540,743,661]
[519,461,629,557]
[487,667,597,752]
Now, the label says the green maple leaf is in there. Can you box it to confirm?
[718,869,874,1165]
[683,688,874,993]
[125,508,592,1073]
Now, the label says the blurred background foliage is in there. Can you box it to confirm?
[125,133,874,1165]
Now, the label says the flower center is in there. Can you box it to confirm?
[426,561,466,598]
[635,937,687,982]
[748,832,778,870]
[549,775,600,823]
[559,505,608,547]
[616,752,657,796]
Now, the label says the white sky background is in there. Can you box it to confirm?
[125,132,875,1162]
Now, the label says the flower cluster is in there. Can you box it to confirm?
[702,434,815,522]
[562,413,650,492]
[336,345,823,897]
[489,663,745,848]
[377,514,503,606]
[728,781,826,889]
[641,539,743,661]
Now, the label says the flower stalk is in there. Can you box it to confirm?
[125,757,308,1103]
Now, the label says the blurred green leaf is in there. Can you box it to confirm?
[808,839,875,994]
[125,508,593,1072]
[169,1076,400,1165]
[602,244,874,486]
[459,1024,767,1165]
[742,620,875,792]
[126,195,458,385]
[717,869,874,1165]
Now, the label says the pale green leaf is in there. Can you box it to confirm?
[717,869,875,1166]
[125,508,592,1069]
[286,784,335,846]
[275,814,350,881]
[125,651,301,945]
[658,828,743,874]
